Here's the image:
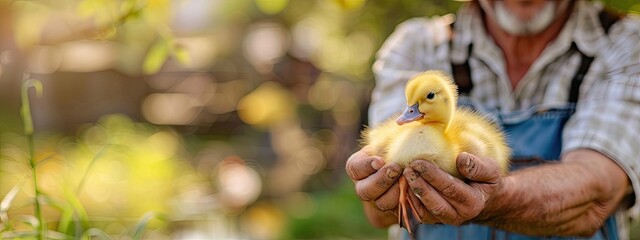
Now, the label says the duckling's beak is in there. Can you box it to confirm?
[396,103,423,125]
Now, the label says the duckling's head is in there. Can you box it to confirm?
[396,70,458,129]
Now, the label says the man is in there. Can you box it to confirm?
[346,0,640,239]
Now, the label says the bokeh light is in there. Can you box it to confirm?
[240,202,286,240]
[243,21,290,74]
[217,156,262,210]
[237,81,295,129]
[256,0,289,15]
[56,41,119,72]
[142,93,201,125]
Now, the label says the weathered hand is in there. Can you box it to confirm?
[345,146,403,226]
[403,152,502,225]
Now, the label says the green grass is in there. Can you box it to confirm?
[284,179,387,240]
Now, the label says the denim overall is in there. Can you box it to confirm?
[406,18,621,237]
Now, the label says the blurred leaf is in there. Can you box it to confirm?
[38,195,79,236]
[0,185,19,212]
[45,230,72,240]
[256,0,289,15]
[75,145,110,195]
[630,4,640,14]
[143,40,169,75]
[333,0,366,11]
[16,215,39,230]
[63,188,89,235]
[0,186,19,228]
[142,0,171,25]
[0,222,11,234]
[173,46,191,65]
[56,206,74,236]
[119,0,144,22]
[83,228,113,240]
[0,230,38,239]
[20,79,43,136]
[78,0,121,26]
[600,0,640,13]
[131,212,166,240]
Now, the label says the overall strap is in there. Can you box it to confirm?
[568,9,621,103]
[451,44,473,95]
[568,42,593,103]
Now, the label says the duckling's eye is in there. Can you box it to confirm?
[426,92,436,100]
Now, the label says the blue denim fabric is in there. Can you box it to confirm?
[407,98,618,240]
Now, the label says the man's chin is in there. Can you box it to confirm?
[493,1,557,36]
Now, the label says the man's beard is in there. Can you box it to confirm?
[479,0,570,36]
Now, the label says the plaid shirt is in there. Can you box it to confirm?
[370,1,640,236]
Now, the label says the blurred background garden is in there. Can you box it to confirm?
[0,0,638,239]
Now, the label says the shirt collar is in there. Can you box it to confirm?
[572,1,609,57]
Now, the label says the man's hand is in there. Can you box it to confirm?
[402,149,629,237]
[403,152,503,225]
[345,147,403,227]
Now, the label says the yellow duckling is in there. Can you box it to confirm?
[362,70,510,235]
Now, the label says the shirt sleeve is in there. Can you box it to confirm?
[369,16,452,125]
[562,15,640,219]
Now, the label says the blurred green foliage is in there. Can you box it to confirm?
[601,0,640,14]
[283,180,387,240]
[1,114,190,238]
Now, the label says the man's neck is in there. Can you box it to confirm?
[484,7,572,89]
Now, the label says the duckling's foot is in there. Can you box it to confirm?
[398,177,420,238]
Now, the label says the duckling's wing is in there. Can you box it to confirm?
[361,117,399,158]
[448,109,511,174]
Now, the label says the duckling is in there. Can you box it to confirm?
[361,70,510,236]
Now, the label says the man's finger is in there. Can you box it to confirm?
[374,182,400,211]
[403,167,461,224]
[410,160,484,221]
[346,150,384,181]
[456,152,501,183]
[410,160,476,202]
[355,163,402,201]
[407,190,439,224]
